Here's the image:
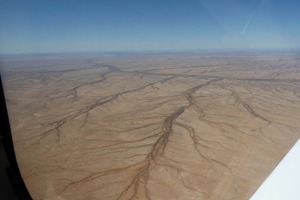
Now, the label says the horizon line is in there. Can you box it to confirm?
[1,48,300,57]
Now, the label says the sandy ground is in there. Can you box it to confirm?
[1,52,300,200]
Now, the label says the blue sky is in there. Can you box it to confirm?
[0,0,299,54]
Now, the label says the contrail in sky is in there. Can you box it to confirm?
[241,0,265,35]
[241,9,257,35]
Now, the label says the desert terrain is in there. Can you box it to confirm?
[1,52,300,200]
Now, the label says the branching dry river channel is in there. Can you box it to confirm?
[1,52,300,200]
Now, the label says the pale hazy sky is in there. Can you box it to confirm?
[0,0,299,54]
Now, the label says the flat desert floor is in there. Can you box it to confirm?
[1,52,300,200]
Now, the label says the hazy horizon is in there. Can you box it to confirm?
[2,48,300,57]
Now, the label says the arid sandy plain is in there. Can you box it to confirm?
[1,52,300,200]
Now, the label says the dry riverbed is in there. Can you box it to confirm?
[1,52,300,200]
